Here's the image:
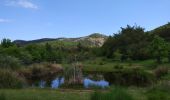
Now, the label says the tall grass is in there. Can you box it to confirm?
[0,55,21,70]
[91,87,134,100]
[0,69,25,89]
[19,63,63,85]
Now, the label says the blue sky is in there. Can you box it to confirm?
[0,0,170,40]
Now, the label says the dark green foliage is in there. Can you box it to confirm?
[0,38,14,48]
[25,44,43,63]
[104,68,154,86]
[0,70,25,89]
[150,35,168,63]
[0,55,21,70]
[91,87,133,100]
[152,22,170,42]
[102,25,151,60]
[113,49,122,61]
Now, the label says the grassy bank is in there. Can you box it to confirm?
[1,84,170,100]
[0,89,91,100]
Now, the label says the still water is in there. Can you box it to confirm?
[39,77,109,89]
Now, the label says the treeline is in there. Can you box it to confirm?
[0,23,170,65]
[101,23,170,63]
[0,39,94,66]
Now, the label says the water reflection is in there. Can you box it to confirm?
[84,78,109,88]
[51,77,64,89]
[39,77,109,89]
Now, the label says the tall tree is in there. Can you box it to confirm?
[102,25,150,60]
[1,38,14,48]
[150,35,168,63]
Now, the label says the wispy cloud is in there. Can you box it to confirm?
[0,18,11,23]
[5,0,38,9]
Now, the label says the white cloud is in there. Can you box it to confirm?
[0,18,11,23]
[6,0,38,9]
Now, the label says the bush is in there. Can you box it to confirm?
[0,70,25,89]
[0,55,21,70]
[154,66,168,79]
[19,63,63,85]
[91,87,133,100]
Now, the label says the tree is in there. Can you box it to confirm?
[102,25,150,60]
[25,44,42,63]
[1,38,14,48]
[150,35,168,63]
[167,43,170,62]
[153,22,170,42]
[113,49,122,61]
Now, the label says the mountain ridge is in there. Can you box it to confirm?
[13,33,108,47]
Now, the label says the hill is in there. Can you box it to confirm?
[13,33,108,47]
[151,22,170,41]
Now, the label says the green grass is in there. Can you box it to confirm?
[80,58,170,72]
[91,87,134,100]
[0,89,91,100]
[127,87,147,100]
[0,85,170,100]
[40,41,78,48]
[82,58,147,72]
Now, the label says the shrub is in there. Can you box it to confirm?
[0,55,21,70]
[91,87,133,100]
[154,66,168,79]
[19,63,63,85]
[0,70,25,89]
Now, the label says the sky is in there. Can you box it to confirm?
[0,0,170,41]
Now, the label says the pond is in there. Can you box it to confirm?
[39,77,109,89]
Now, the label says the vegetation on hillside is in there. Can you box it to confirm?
[0,23,170,100]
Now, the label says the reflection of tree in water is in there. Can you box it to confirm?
[64,63,83,85]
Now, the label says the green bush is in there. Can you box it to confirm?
[91,87,133,100]
[0,55,21,70]
[0,70,25,89]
